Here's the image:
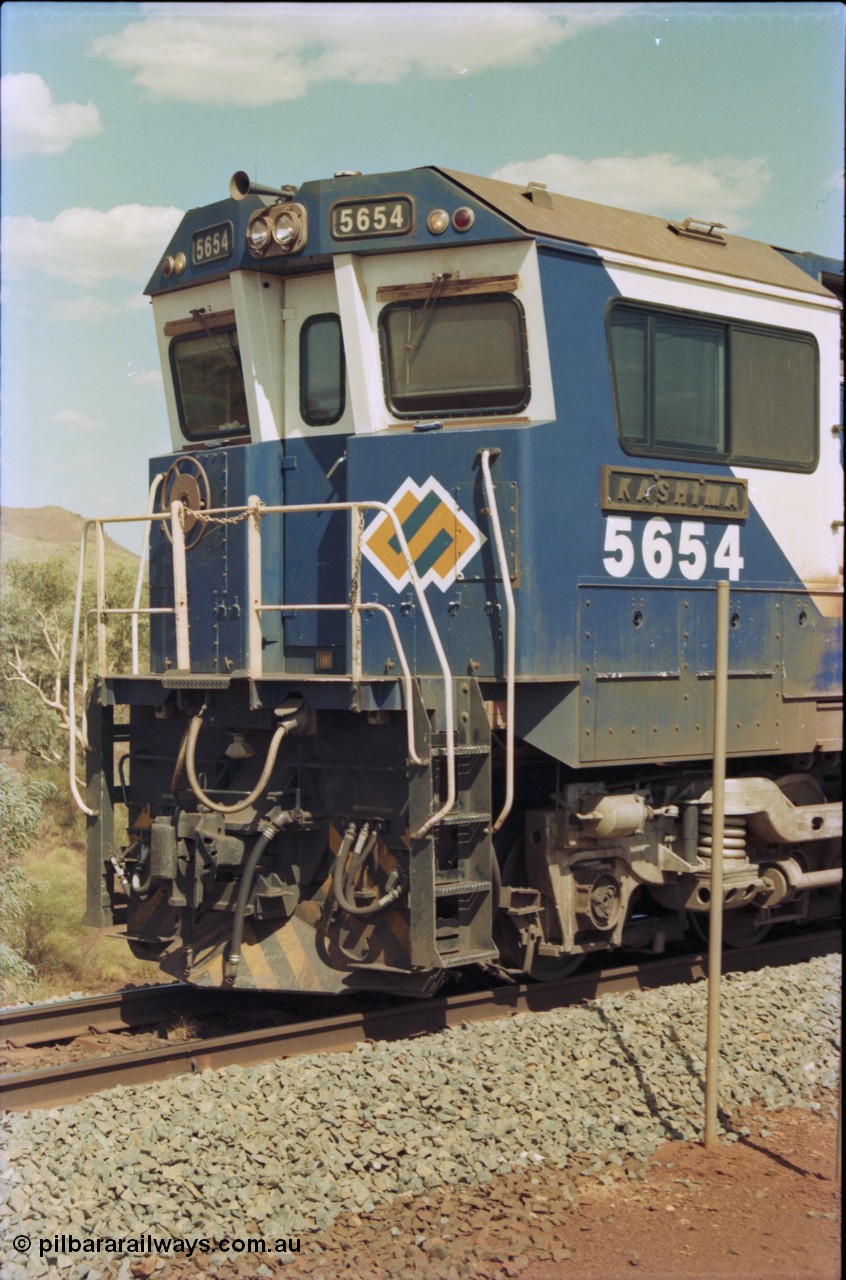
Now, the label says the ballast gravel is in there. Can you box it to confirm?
[0,953,840,1278]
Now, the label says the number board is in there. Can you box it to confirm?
[192,222,234,266]
[330,197,413,240]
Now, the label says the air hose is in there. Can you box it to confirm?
[183,706,303,815]
[129,840,153,897]
[223,805,307,987]
[332,822,405,918]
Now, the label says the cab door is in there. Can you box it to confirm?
[280,274,353,670]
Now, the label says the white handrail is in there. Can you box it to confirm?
[480,449,516,834]
[250,500,455,837]
[257,601,423,765]
[69,509,178,819]
[170,501,191,670]
[68,521,98,816]
[246,495,264,680]
[68,498,457,834]
[132,474,164,673]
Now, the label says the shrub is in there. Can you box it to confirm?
[0,765,54,1001]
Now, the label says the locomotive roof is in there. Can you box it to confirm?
[435,167,834,298]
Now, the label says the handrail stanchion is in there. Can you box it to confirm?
[132,474,164,674]
[704,578,730,1150]
[171,501,191,671]
[246,496,264,679]
[69,522,97,817]
[96,520,108,676]
[350,506,363,695]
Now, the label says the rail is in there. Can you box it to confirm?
[3,928,839,1113]
[479,448,516,834]
[68,497,457,833]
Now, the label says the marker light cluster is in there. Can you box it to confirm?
[246,203,308,256]
[426,206,476,235]
[161,252,187,278]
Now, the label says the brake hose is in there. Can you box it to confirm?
[223,806,300,987]
[184,708,301,815]
[332,822,405,918]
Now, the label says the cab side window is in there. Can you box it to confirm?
[608,302,818,472]
[300,314,345,427]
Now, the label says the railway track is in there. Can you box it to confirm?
[1,929,839,1113]
[0,982,237,1048]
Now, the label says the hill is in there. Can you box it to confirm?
[0,506,140,574]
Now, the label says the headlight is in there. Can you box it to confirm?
[248,217,272,253]
[246,204,308,257]
[273,211,299,247]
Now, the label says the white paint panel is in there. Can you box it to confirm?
[334,253,389,434]
[334,240,556,434]
[230,271,285,442]
[281,273,355,439]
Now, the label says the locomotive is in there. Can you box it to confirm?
[73,165,842,994]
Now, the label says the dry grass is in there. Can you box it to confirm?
[19,829,162,999]
[165,1015,202,1043]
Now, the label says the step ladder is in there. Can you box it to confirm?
[407,678,498,970]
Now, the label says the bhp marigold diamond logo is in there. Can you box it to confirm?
[362,477,485,593]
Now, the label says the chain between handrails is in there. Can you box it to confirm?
[185,500,263,528]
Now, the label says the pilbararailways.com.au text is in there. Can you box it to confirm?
[11,1234,301,1259]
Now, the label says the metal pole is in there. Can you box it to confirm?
[704,578,730,1149]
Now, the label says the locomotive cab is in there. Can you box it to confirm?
[74,165,842,994]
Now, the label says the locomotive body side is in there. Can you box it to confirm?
[78,166,842,993]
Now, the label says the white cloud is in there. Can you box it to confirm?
[490,152,771,229]
[1,205,184,287]
[91,2,640,106]
[52,409,108,433]
[0,73,101,159]
[127,368,164,391]
[45,451,101,474]
[47,296,123,324]
[44,291,150,324]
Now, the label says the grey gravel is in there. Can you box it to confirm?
[0,954,839,1277]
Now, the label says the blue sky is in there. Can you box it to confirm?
[1,1,843,549]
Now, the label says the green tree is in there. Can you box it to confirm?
[0,556,142,769]
[0,764,54,1000]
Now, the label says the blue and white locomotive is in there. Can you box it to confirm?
[75,165,842,993]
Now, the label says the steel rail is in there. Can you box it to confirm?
[0,984,235,1049]
[1,930,838,1114]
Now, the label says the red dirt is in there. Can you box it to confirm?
[267,1106,840,1280]
[521,1107,840,1280]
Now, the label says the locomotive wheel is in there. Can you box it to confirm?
[159,457,212,550]
[689,909,770,949]
[528,952,584,979]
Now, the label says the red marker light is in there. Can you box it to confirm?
[452,207,475,232]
